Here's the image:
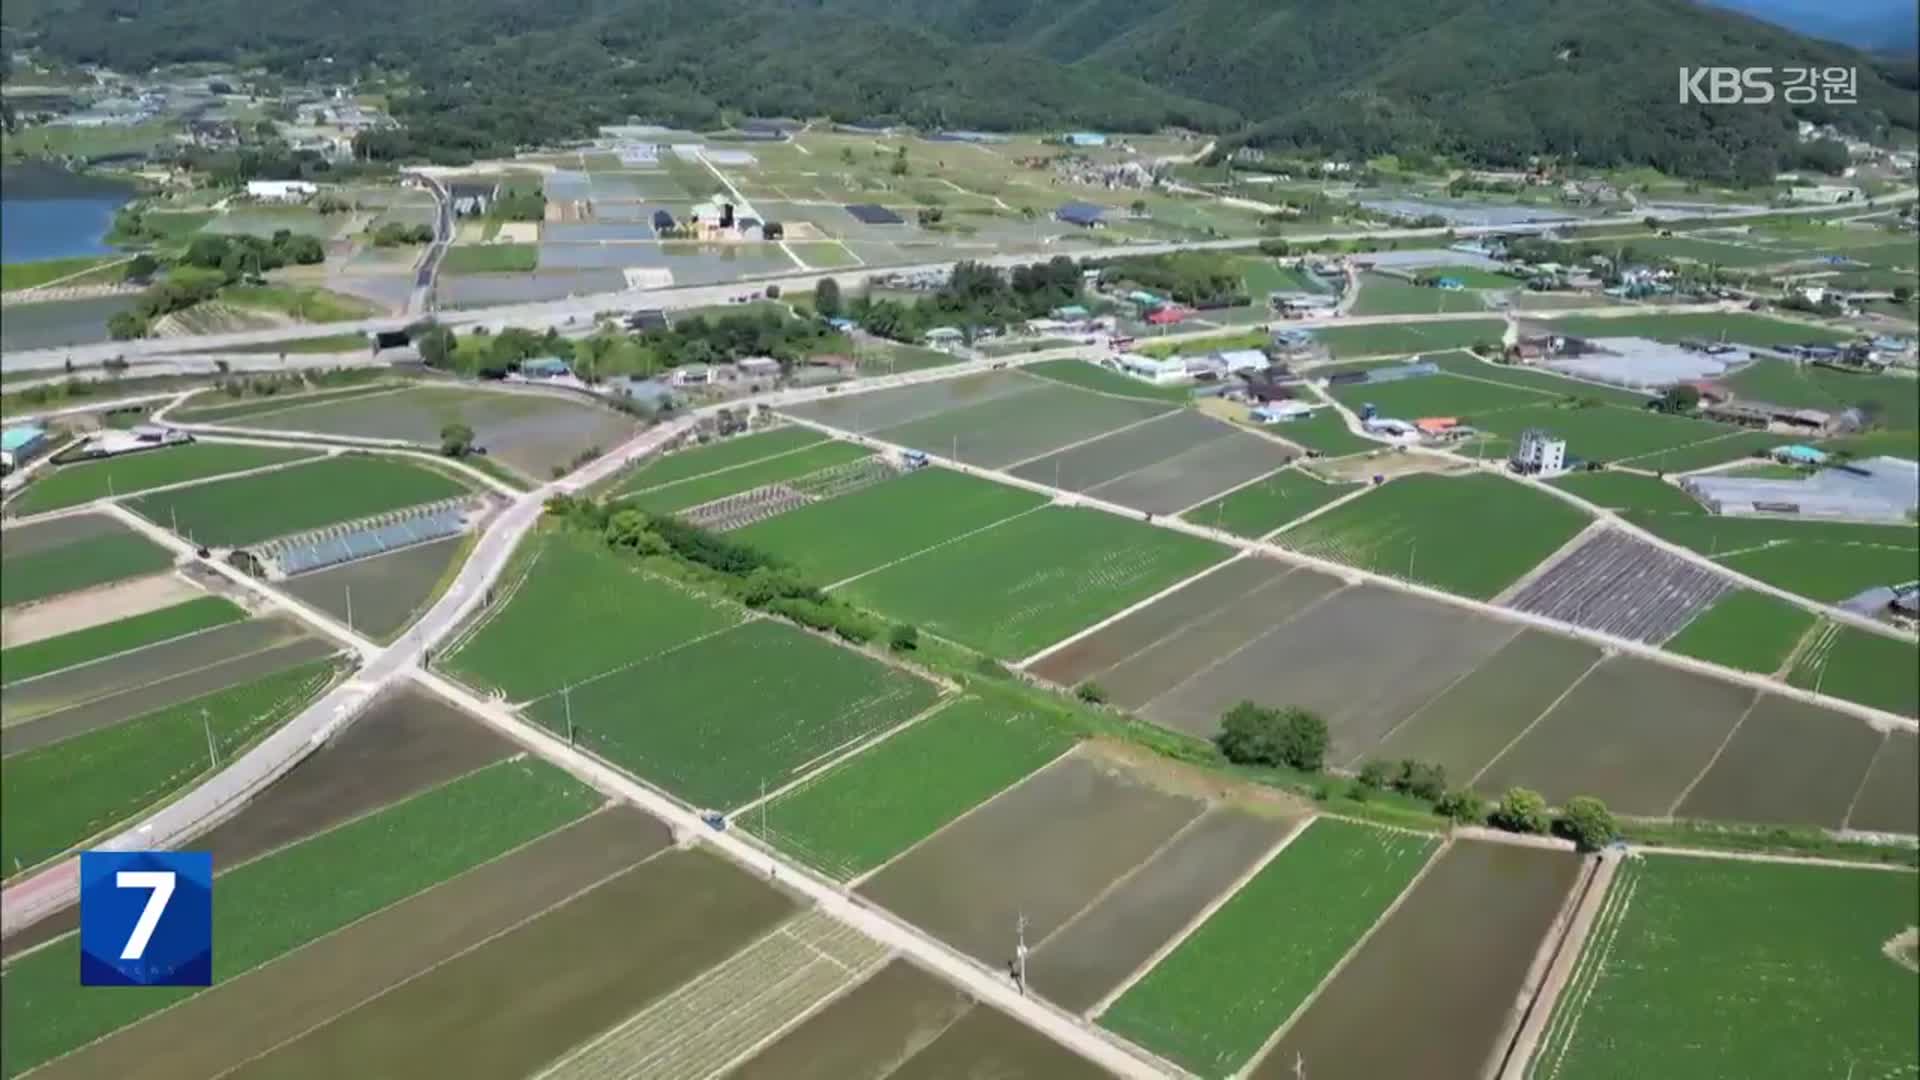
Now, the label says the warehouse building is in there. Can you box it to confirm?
[1682,456,1918,524]
[1055,202,1107,228]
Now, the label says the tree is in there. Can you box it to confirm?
[415,324,457,370]
[1216,702,1328,772]
[1894,285,1914,303]
[1554,796,1617,852]
[439,422,475,457]
[1075,681,1108,705]
[1435,789,1484,824]
[1489,787,1551,835]
[125,253,159,281]
[1357,760,1393,790]
[888,623,919,652]
[917,206,944,227]
[1130,198,1148,217]
[890,146,908,176]
[764,284,781,299]
[106,311,147,340]
[1392,759,1448,802]
[1658,383,1701,414]
[815,277,843,318]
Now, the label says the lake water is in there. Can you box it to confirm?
[1,165,134,264]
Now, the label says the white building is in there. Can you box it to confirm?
[1511,428,1567,474]
[1251,401,1314,423]
[1788,184,1861,206]
[246,179,318,202]
[1113,353,1189,386]
[1212,349,1270,375]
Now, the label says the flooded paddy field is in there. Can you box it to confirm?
[1845,731,1919,835]
[1258,840,1582,1080]
[280,534,467,640]
[2,631,336,755]
[1475,655,1758,816]
[874,382,1172,470]
[1140,585,1521,759]
[858,748,1204,969]
[1674,694,1887,829]
[33,808,672,1080]
[224,846,792,1080]
[1030,807,1300,1013]
[208,384,637,481]
[0,295,134,351]
[437,270,625,307]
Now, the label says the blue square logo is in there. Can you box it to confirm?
[79,852,212,987]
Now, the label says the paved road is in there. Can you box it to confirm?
[406,172,453,316]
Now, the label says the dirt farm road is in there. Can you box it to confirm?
[0,359,1179,1078]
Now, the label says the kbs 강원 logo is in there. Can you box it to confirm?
[79,852,212,986]
[1679,67,1858,105]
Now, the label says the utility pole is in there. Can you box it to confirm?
[564,683,575,746]
[760,779,768,838]
[170,506,179,536]
[1015,911,1029,995]
[345,584,353,635]
[202,708,218,770]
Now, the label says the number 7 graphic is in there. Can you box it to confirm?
[116,871,176,961]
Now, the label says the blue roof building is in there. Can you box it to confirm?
[1771,444,1830,466]
[1,425,47,455]
[520,357,572,378]
[1055,202,1106,228]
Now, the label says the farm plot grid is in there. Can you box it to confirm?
[1258,840,1581,1080]
[1274,473,1591,601]
[1100,818,1440,1079]
[835,505,1231,660]
[616,441,875,515]
[1527,855,1918,1080]
[1180,468,1360,539]
[1623,511,1920,605]
[523,618,941,810]
[755,693,1076,881]
[127,454,470,548]
[1501,527,1733,644]
[0,515,174,608]
[609,426,825,497]
[1013,410,1297,516]
[2,757,603,1078]
[734,467,1048,586]
[8,442,322,515]
[442,529,742,702]
[0,594,245,687]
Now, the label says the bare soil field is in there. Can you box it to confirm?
[0,572,204,647]
[1026,556,1289,688]
[31,808,670,1080]
[1141,585,1521,759]
[1674,694,1886,829]
[1088,430,1296,516]
[1009,410,1238,493]
[226,847,794,1080]
[1367,630,1603,775]
[726,959,974,1080]
[858,748,1204,969]
[1030,807,1300,1012]
[280,535,467,641]
[1,616,308,725]
[1846,731,1919,835]
[0,511,124,557]
[2,684,514,962]
[1257,841,1582,1080]
[887,1001,1110,1080]
[875,383,1171,470]
[1476,655,1758,816]
[782,371,1038,434]
[2,635,338,755]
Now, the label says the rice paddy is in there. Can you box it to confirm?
[127,455,469,547]
[9,443,321,515]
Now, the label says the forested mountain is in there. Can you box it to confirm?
[5,0,1915,179]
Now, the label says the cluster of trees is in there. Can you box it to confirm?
[632,309,842,368]
[414,323,563,378]
[107,230,325,339]
[849,258,1083,343]
[1098,252,1247,308]
[370,221,434,246]
[1206,698,1617,851]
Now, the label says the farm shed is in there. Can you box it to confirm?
[1056,202,1107,228]
[1682,456,1918,524]
[844,203,905,226]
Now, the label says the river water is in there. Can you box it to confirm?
[1,164,135,264]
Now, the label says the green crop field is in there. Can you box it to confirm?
[839,506,1230,660]
[1349,274,1488,317]
[1631,236,1798,268]
[1024,359,1191,402]
[0,595,247,686]
[612,427,826,497]
[1550,471,1704,515]
[1419,266,1522,289]
[736,467,1046,585]
[0,659,335,875]
[10,443,322,515]
[1278,473,1590,600]
[757,693,1076,880]
[1103,819,1439,1078]
[619,442,873,514]
[0,532,174,607]
[440,243,539,273]
[1529,856,1918,1080]
[1724,360,1920,434]
[1428,352,1653,409]
[127,454,468,547]
[0,255,121,292]
[1309,320,1506,359]
[857,341,964,374]
[443,529,741,701]
[1181,468,1358,538]
[1270,408,1382,457]
[169,382,407,424]
[1662,590,1817,675]
[1628,513,1919,603]
[0,756,599,1077]
[1327,371,1552,419]
[524,618,940,809]
[1471,402,1740,465]
[1789,624,1919,718]
[1541,313,1850,347]
[1619,430,1794,472]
